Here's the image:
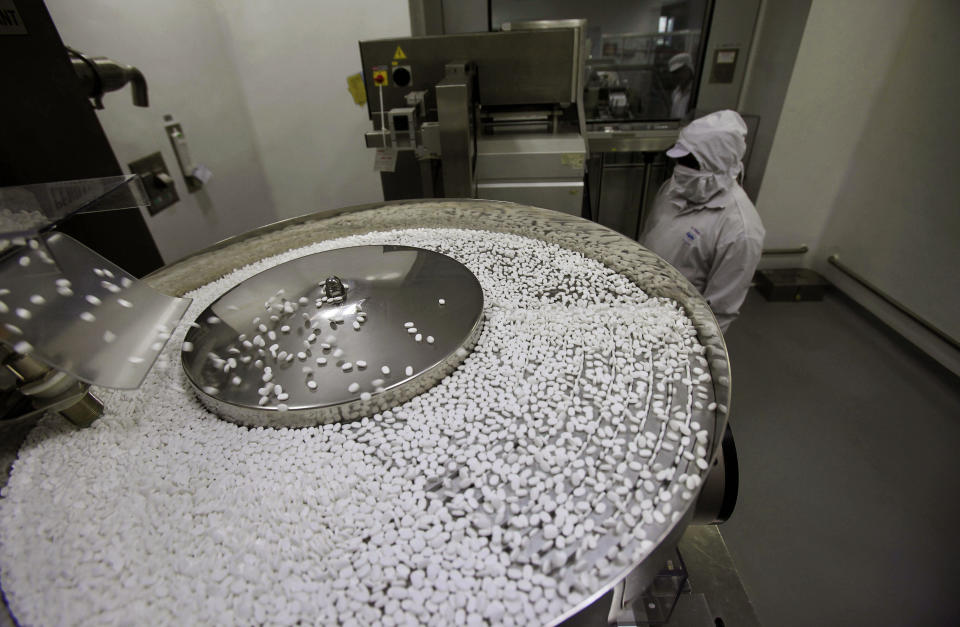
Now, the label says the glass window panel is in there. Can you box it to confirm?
[492,0,710,125]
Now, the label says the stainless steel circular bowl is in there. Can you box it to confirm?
[0,199,731,626]
[147,199,731,625]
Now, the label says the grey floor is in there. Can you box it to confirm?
[720,289,960,627]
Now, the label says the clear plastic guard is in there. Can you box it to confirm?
[0,175,149,247]
[0,232,191,389]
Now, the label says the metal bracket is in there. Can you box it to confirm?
[163,115,203,193]
[436,61,477,197]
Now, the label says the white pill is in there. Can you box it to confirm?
[103,331,116,343]
[117,298,133,308]
[342,362,353,371]
[297,352,307,360]
[381,366,391,375]
[414,334,422,342]
[79,312,95,322]
[404,366,413,376]
[15,308,30,320]
[316,357,327,365]
[181,342,194,352]
[404,322,414,328]
[352,321,360,330]
[360,392,371,401]
[207,316,220,324]
[356,360,367,369]
[29,295,45,306]
[426,336,435,344]
[348,382,360,393]
[307,380,318,390]
[438,298,446,305]
[12,340,32,354]
[85,295,102,306]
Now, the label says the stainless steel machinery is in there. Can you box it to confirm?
[167,200,736,625]
[0,198,739,625]
[0,176,190,430]
[360,28,589,215]
[401,0,762,241]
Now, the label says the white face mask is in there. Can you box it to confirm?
[671,164,726,205]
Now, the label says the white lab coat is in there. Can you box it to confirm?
[671,86,691,119]
[639,110,765,332]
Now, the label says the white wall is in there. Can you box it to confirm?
[46,0,278,264]
[214,1,411,219]
[755,0,959,373]
[814,0,960,372]
[753,0,915,267]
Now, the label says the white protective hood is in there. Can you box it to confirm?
[665,110,748,208]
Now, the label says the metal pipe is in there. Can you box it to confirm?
[761,245,808,255]
[828,254,960,352]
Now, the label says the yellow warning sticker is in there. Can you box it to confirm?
[393,46,407,60]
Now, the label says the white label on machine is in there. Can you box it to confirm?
[374,148,398,173]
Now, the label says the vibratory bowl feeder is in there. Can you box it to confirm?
[0,198,735,626]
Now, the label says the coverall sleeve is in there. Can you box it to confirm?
[702,234,762,333]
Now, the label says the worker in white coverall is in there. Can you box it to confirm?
[639,110,765,332]
[667,53,695,119]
